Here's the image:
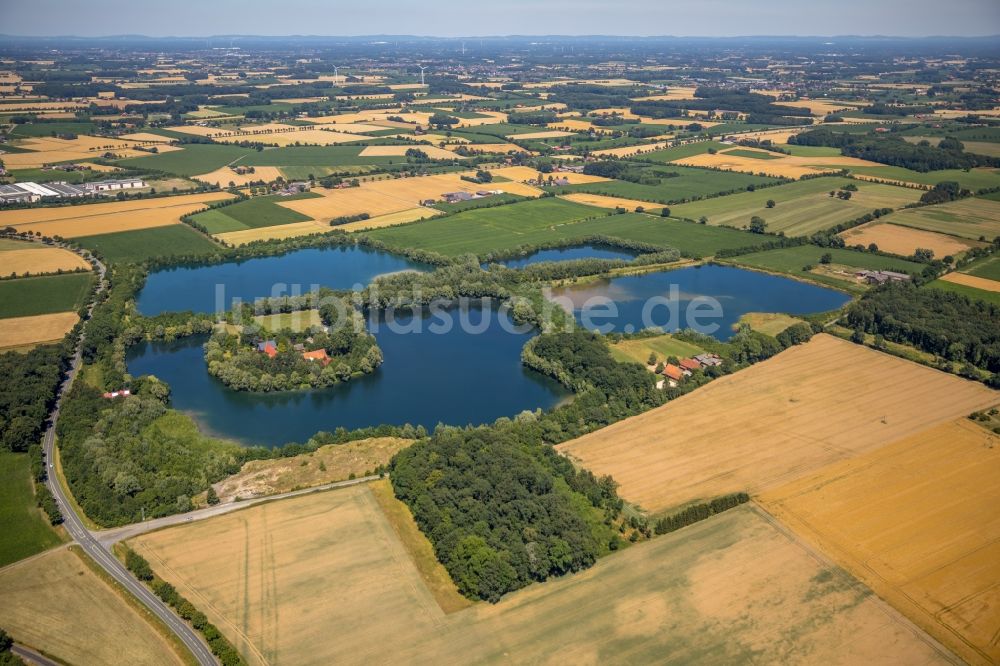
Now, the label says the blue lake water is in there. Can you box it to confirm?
[126,303,569,447]
[490,244,639,269]
[136,245,429,316]
[550,264,850,340]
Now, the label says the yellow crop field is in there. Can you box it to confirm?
[760,419,1000,666]
[840,222,977,257]
[940,271,1000,292]
[491,165,608,184]
[558,192,662,211]
[194,166,284,187]
[2,135,182,168]
[632,86,699,101]
[128,492,953,665]
[118,132,176,143]
[339,207,442,232]
[279,172,539,223]
[213,437,413,502]
[778,99,861,115]
[592,140,674,158]
[1,245,90,275]
[505,129,573,140]
[675,152,883,179]
[446,142,525,154]
[358,145,460,159]
[557,334,998,514]
[1,191,234,238]
[215,220,331,245]
[0,547,185,665]
[0,312,79,349]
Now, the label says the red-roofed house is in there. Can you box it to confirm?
[302,349,331,366]
[662,364,685,382]
[679,358,701,372]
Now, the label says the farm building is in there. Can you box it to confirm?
[0,181,89,203]
[302,349,331,365]
[856,269,911,285]
[693,353,723,367]
[662,364,686,381]
[679,358,701,372]
[82,177,145,192]
[256,340,278,358]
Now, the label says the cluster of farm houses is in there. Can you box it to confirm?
[649,353,723,388]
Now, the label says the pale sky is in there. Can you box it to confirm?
[1,0,998,38]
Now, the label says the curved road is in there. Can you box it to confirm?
[32,241,218,666]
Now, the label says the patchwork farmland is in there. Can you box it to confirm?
[0,191,234,237]
[760,419,1000,666]
[670,177,921,236]
[128,486,953,665]
[557,335,997,514]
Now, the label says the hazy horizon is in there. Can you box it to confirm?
[1,0,998,39]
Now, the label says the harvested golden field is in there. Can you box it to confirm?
[118,132,176,143]
[215,220,330,245]
[0,245,90,275]
[0,312,79,349]
[358,145,460,159]
[505,129,573,140]
[447,142,525,154]
[557,335,998,514]
[840,222,977,257]
[0,547,185,665]
[778,99,860,116]
[592,140,674,158]
[760,419,1000,666]
[2,135,181,168]
[130,493,954,665]
[212,437,413,503]
[940,271,1000,293]
[338,207,442,232]
[675,152,883,179]
[558,192,662,212]
[492,165,608,184]
[1,191,234,237]
[632,86,699,101]
[193,166,284,187]
[278,173,539,223]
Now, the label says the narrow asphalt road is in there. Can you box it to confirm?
[96,475,378,547]
[12,644,60,666]
[32,241,218,666]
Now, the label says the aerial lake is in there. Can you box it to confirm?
[127,303,569,447]
[490,244,639,269]
[550,264,850,340]
[136,245,429,316]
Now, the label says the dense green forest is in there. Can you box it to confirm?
[56,381,242,525]
[844,283,1000,378]
[390,419,622,602]
[0,343,72,452]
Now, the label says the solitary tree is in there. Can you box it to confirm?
[766,199,776,208]
[749,216,767,234]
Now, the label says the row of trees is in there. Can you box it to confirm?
[123,546,245,665]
